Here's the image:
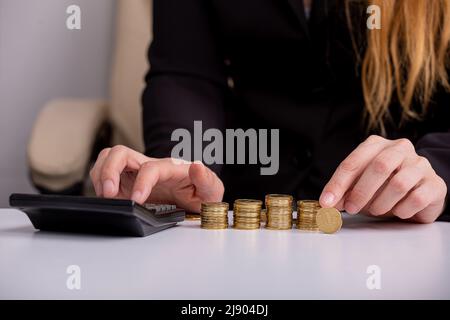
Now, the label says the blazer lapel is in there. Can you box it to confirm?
[286,0,310,38]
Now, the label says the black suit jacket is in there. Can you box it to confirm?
[142,0,450,219]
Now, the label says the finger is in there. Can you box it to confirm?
[131,159,190,204]
[333,189,350,211]
[359,178,390,215]
[189,162,224,202]
[408,177,447,223]
[344,147,405,214]
[408,200,446,224]
[320,135,389,208]
[391,181,436,220]
[368,164,424,216]
[89,148,111,196]
[131,162,161,204]
[100,146,148,198]
[334,198,345,211]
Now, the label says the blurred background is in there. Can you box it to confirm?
[0,0,117,206]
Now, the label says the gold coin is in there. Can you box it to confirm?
[316,208,342,234]
[265,194,293,207]
[260,209,267,222]
[234,199,262,205]
[297,200,320,207]
[185,214,201,221]
[265,225,292,230]
[233,224,260,230]
[201,225,228,230]
[233,217,260,223]
[201,202,229,210]
[202,201,229,207]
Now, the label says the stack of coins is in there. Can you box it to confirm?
[200,202,229,229]
[265,194,293,230]
[297,200,321,231]
[233,199,262,229]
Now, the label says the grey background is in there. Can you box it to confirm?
[0,0,117,206]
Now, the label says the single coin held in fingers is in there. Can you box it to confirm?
[316,208,342,234]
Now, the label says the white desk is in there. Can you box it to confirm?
[0,208,449,299]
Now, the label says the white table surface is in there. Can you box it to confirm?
[0,208,449,299]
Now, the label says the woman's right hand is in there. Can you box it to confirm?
[89,145,225,213]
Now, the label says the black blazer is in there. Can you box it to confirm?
[142,0,450,218]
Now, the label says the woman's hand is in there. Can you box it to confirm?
[89,145,224,213]
[319,135,447,223]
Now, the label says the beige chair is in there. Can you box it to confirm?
[28,0,151,195]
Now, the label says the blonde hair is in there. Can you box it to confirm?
[348,0,450,134]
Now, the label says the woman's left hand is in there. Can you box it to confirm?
[319,135,447,223]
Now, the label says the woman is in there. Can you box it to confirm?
[90,0,450,223]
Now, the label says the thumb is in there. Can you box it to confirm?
[189,161,224,203]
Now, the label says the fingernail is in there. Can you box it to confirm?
[131,191,142,203]
[102,179,114,197]
[345,201,359,214]
[320,192,335,206]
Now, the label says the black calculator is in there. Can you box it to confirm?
[9,193,185,237]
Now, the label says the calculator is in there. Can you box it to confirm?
[9,193,185,237]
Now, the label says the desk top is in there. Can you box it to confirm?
[0,209,449,299]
